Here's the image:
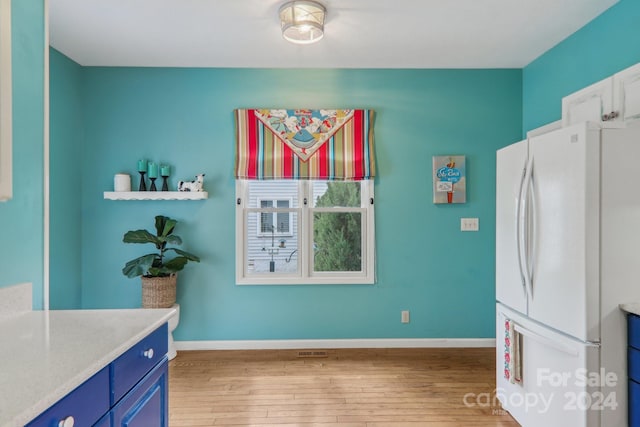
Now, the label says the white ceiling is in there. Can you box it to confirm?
[48,0,619,69]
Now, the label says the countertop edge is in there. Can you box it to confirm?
[4,308,175,427]
[619,303,640,316]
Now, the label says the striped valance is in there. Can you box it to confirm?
[235,109,375,180]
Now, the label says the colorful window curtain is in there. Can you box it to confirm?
[235,109,375,180]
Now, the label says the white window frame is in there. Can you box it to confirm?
[256,198,293,237]
[236,180,375,285]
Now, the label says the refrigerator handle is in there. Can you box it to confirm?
[514,324,579,357]
[520,157,533,298]
[528,162,536,294]
[515,160,528,294]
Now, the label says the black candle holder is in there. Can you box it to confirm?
[149,177,157,191]
[138,171,147,191]
[161,174,169,191]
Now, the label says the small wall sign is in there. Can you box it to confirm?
[433,155,466,204]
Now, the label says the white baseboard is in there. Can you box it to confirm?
[175,338,496,351]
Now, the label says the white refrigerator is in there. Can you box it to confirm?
[496,122,640,427]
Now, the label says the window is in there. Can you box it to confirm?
[258,198,292,236]
[236,180,375,284]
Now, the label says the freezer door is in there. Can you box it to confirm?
[496,304,602,427]
[496,140,528,314]
[527,124,600,342]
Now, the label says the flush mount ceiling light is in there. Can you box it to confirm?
[279,0,326,45]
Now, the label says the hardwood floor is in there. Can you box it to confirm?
[169,348,519,427]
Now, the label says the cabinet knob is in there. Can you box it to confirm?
[58,416,74,427]
[143,348,154,359]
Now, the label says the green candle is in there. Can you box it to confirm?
[160,165,171,177]
[148,162,159,178]
[137,159,148,172]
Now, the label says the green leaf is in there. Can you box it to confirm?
[163,219,177,237]
[155,215,176,237]
[164,235,182,245]
[122,254,156,278]
[164,257,189,272]
[154,215,167,236]
[166,247,200,262]
[123,229,161,245]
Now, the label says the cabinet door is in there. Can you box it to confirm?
[630,380,640,427]
[613,62,640,125]
[112,358,168,427]
[562,78,613,126]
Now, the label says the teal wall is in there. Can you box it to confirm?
[49,49,83,309]
[48,64,522,340]
[0,0,44,309]
[45,0,640,340]
[523,0,640,133]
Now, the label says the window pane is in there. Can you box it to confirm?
[276,212,289,233]
[248,181,298,208]
[313,212,362,272]
[246,211,299,275]
[260,212,273,233]
[312,181,361,207]
[259,200,273,233]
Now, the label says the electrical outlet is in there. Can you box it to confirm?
[461,218,479,231]
[401,310,410,323]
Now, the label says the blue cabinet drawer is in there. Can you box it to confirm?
[630,347,640,383]
[110,324,167,405]
[26,366,109,427]
[630,379,640,427]
[112,357,168,427]
[629,314,640,350]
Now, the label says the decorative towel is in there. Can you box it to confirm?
[504,319,523,384]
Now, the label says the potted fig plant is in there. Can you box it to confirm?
[122,215,200,308]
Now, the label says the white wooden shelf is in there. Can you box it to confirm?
[104,191,208,201]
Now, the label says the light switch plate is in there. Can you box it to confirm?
[401,310,410,323]
[461,218,479,231]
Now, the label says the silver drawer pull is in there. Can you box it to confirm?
[58,416,74,427]
[143,348,154,359]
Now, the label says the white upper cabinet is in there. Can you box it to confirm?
[562,62,640,127]
[562,79,613,126]
[613,62,640,124]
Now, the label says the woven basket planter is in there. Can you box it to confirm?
[141,274,177,308]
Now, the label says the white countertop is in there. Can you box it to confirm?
[620,303,640,316]
[0,308,175,427]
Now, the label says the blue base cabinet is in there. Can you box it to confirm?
[25,324,168,427]
[111,358,168,427]
[630,379,640,427]
[26,368,110,427]
[628,314,640,427]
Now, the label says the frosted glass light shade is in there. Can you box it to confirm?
[279,1,325,45]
